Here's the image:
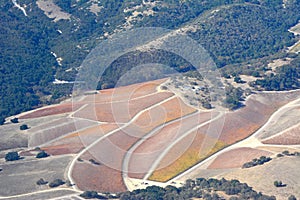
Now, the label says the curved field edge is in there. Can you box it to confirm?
[147,91,300,182]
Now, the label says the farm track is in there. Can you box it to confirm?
[170,93,300,182]
[67,94,178,191]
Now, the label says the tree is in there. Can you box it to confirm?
[80,191,107,199]
[36,178,48,185]
[20,124,29,130]
[5,152,20,161]
[274,180,285,187]
[0,117,5,125]
[36,150,49,159]
[49,179,65,188]
[288,195,297,200]
[10,118,19,123]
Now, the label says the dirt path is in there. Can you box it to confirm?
[67,91,177,190]
[12,0,27,16]
[169,94,300,182]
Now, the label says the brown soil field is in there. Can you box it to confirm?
[19,103,83,119]
[147,92,297,182]
[74,97,196,191]
[28,119,96,147]
[130,97,196,133]
[42,142,84,155]
[43,124,120,155]
[262,123,300,145]
[208,147,273,169]
[218,98,276,144]
[73,92,174,123]
[82,79,166,104]
[149,131,227,182]
[72,161,127,193]
[128,112,216,178]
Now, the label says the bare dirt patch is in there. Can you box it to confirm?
[73,92,174,123]
[72,161,126,193]
[19,103,82,119]
[208,147,273,169]
[128,112,213,178]
[82,79,167,104]
[73,96,195,191]
[36,0,71,22]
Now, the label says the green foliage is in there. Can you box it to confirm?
[19,124,29,130]
[36,150,49,159]
[89,159,101,165]
[255,64,300,91]
[119,178,275,200]
[288,195,297,200]
[0,117,5,125]
[80,191,108,199]
[242,156,272,168]
[188,3,300,67]
[223,85,244,110]
[49,179,65,188]
[274,180,285,187]
[1,0,300,121]
[5,152,20,162]
[36,178,48,185]
[10,118,19,123]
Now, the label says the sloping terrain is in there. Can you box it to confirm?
[0,78,300,199]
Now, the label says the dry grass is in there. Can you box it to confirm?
[262,123,300,145]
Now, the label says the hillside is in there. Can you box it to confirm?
[1,1,300,199]
[1,0,300,123]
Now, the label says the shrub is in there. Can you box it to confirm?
[10,118,19,123]
[80,191,107,199]
[282,150,290,156]
[288,195,297,200]
[36,178,48,185]
[277,153,284,157]
[273,180,285,187]
[89,159,100,165]
[0,117,5,125]
[36,150,49,159]
[20,124,29,130]
[49,179,65,188]
[5,152,20,161]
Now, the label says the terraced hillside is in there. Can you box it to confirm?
[1,78,300,199]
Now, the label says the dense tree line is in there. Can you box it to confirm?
[254,58,300,91]
[242,156,272,168]
[1,0,300,122]
[115,178,276,200]
[188,3,300,67]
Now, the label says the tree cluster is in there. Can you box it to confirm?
[242,156,272,169]
[117,178,276,200]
